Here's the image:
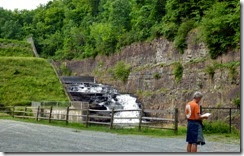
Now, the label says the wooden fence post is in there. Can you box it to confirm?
[36,106,40,121]
[66,106,69,125]
[200,105,203,114]
[110,108,115,129]
[174,108,178,134]
[24,107,27,119]
[229,108,232,133]
[12,106,15,118]
[138,109,143,131]
[49,106,53,123]
[86,105,90,128]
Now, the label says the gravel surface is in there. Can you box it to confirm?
[0,120,240,153]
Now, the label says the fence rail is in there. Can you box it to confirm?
[0,106,179,133]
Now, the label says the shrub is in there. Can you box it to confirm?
[205,65,215,79]
[203,120,230,134]
[174,20,195,54]
[153,72,161,80]
[233,97,240,108]
[173,62,183,83]
[60,62,72,76]
[90,23,118,56]
[225,62,240,82]
[205,61,240,80]
[201,1,240,59]
[160,21,178,41]
[111,61,131,83]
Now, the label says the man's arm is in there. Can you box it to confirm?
[195,105,208,120]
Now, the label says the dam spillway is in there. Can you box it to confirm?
[61,76,141,123]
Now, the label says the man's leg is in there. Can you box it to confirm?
[187,143,192,152]
[191,144,198,152]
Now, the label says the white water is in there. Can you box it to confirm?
[77,84,103,93]
[113,95,140,123]
[69,83,141,123]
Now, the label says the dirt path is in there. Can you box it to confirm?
[0,120,240,152]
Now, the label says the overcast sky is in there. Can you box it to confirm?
[0,0,52,10]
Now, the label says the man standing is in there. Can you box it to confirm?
[185,91,208,152]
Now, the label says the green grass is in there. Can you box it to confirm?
[0,57,68,106]
[0,39,33,57]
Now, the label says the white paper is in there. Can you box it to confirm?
[201,113,211,118]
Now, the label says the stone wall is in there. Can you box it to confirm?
[55,31,240,123]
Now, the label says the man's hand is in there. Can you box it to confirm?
[202,116,208,120]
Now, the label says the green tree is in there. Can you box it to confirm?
[109,0,131,30]
[201,1,240,59]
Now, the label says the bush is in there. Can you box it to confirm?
[90,23,118,56]
[160,21,178,41]
[201,1,240,59]
[203,120,230,134]
[60,62,72,76]
[173,62,183,83]
[205,65,215,79]
[153,72,161,80]
[111,61,131,83]
[205,61,240,80]
[226,62,239,82]
[233,97,240,108]
[174,20,195,54]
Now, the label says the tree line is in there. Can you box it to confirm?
[0,0,240,60]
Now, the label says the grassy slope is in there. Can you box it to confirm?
[0,39,33,57]
[0,39,68,106]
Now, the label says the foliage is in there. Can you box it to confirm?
[200,1,240,59]
[90,23,117,55]
[0,0,240,59]
[0,39,33,57]
[205,61,240,80]
[173,62,183,83]
[60,62,72,76]
[205,65,215,79]
[153,72,161,80]
[110,61,131,83]
[233,97,240,108]
[174,20,195,53]
[203,120,239,135]
[0,57,68,106]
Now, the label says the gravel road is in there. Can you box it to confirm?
[0,120,240,152]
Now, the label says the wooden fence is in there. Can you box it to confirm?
[0,106,179,133]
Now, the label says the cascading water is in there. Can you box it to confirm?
[114,95,140,123]
[68,83,141,123]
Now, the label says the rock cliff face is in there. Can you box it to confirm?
[55,31,240,123]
